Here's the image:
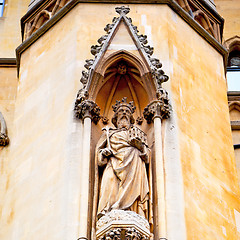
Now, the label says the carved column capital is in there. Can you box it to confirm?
[143,89,171,124]
[0,133,9,146]
[75,100,100,124]
[0,112,9,146]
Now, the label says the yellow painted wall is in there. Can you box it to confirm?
[169,10,240,238]
[0,0,29,57]
[0,3,239,240]
[215,0,240,41]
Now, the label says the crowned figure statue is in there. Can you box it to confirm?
[96,98,151,222]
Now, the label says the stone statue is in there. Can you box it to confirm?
[95,98,151,221]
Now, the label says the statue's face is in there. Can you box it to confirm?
[116,106,131,129]
[117,63,127,75]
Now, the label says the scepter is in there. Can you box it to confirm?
[102,126,112,150]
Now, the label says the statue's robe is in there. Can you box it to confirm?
[96,127,151,219]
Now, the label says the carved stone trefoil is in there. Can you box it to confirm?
[143,88,171,124]
[96,210,150,240]
[75,99,100,124]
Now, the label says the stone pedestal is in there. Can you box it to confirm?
[96,210,150,240]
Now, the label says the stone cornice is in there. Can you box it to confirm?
[0,58,17,67]
[228,91,240,102]
[16,0,227,76]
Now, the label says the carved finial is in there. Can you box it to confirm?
[115,6,130,15]
[112,97,136,114]
[75,100,101,124]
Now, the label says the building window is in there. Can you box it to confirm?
[0,0,4,17]
[227,50,240,91]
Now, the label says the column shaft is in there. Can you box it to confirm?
[78,116,92,238]
[154,116,167,239]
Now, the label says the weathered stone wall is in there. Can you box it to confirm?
[0,3,239,240]
[0,66,18,240]
[167,5,240,238]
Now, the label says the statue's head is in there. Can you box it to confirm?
[112,98,136,128]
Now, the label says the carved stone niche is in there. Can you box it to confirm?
[96,210,150,240]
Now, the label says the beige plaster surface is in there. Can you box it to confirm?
[215,0,240,41]
[0,3,239,240]
[0,66,18,240]
[0,0,29,57]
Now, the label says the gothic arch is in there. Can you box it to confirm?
[193,10,216,38]
[224,36,240,67]
[224,36,240,52]
[94,52,151,121]
[52,0,70,15]
[96,50,148,77]
[26,10,51,38]
[74,6,169,117]
[229,101,240,112]
[175,0,191,13]
[91,50,156,105]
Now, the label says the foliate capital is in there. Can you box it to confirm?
[75,100,100,124]
[143,89,171,123]
[0,133,9,146]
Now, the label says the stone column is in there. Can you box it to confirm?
[75,99,100,239]
[143,89,170,240]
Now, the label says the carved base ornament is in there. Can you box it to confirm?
[96,210,150,240]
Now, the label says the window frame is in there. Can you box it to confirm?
[227,67,240,91]
[0,0,5,17]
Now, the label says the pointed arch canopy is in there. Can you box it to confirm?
[89,50,156,103]
[74,6,169,115]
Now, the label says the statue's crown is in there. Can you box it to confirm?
[112,97,136,113]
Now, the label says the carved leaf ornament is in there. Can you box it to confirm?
[0,112,9,146]
[74,6,171,122]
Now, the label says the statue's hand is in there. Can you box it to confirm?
[140,153,148,162]
[101,148,113,157]
[129,137,144,152]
